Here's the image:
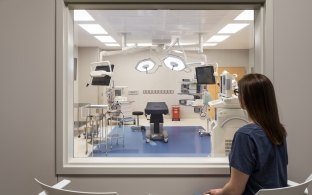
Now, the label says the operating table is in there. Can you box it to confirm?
[144,102,169,143]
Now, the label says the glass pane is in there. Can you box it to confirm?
[72,9,254,158]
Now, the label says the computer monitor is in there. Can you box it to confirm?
[91,64,114,86]
[195,66,216,85]
[114,89,122,96]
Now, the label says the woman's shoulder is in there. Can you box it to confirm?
[236,123,263,136]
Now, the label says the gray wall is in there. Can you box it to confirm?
[0,0,312,194]
[272,0,312,182]
[0,0,56,194]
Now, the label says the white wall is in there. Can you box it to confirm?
[74,46,79,104]
[78,47,100,104]
[1,0,312,194]
[78,49,249,118]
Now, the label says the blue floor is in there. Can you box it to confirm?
[90,126,211,157]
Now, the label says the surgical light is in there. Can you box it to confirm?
[163,55,186,71]
[135,58,156,73]
[218,23,249,34]
[74,10,94,21]
[79,24,107,34]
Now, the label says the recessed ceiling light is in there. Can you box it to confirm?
[207,35,230,43]
[179,42,196,46]
[126,43,136,47]
[74,10,94,21]
[137,43,153,47]
[79,24,107,34]
[94,36,116,43]
[105,43,120,47]
[234,10,254,21]
[218,23,249,34]
[203,43,218,47]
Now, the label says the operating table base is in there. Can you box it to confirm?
[145,123,168,143]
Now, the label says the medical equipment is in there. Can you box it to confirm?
[192,65,217,136]
[220,70,235,98]
[107,86,135,126]
[209,97,248,157]
[180,79,198,94]
[163,54,186,71]
[84,114,97,155]
[162,38,187,71]
[195,66,216,84]
[208,71,248,157]
[83,104,125,156]
[197,90,216,136]
[136,58,156,73]
[144,102,169,143]
[74,103,90,138]
[86,61,114,87]
[113,86,128,102]
[104,110,125,154]
[134,38,209,73]
[84,104,108,156]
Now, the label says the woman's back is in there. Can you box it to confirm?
[229,123,288,195]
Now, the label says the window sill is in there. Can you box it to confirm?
[57,157,230,175]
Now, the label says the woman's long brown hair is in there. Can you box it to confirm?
[238,74,287,145]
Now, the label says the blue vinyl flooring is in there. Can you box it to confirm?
[90,126,211,157]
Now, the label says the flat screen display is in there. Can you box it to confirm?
[114,89,122,96]
[91,64,114,86]
[195,66,216,84]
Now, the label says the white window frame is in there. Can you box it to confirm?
[56,0,270,175]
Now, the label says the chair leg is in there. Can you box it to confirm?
[137,115,140,127]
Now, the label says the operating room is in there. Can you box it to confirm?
[71,9,254,160]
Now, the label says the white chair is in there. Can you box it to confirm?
[35,178,118,195]
[256,174,312,195]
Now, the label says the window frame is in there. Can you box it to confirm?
[56,0,268,175]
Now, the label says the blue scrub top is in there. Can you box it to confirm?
[229,123,288,195]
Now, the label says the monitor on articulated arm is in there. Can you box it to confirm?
[195,66,216,85]
[91,64,114,86]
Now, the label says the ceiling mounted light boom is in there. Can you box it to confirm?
[135,58,156,73]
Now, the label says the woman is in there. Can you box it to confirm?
[206,73,288,195]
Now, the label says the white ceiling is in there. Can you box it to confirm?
[74,10,254,50]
